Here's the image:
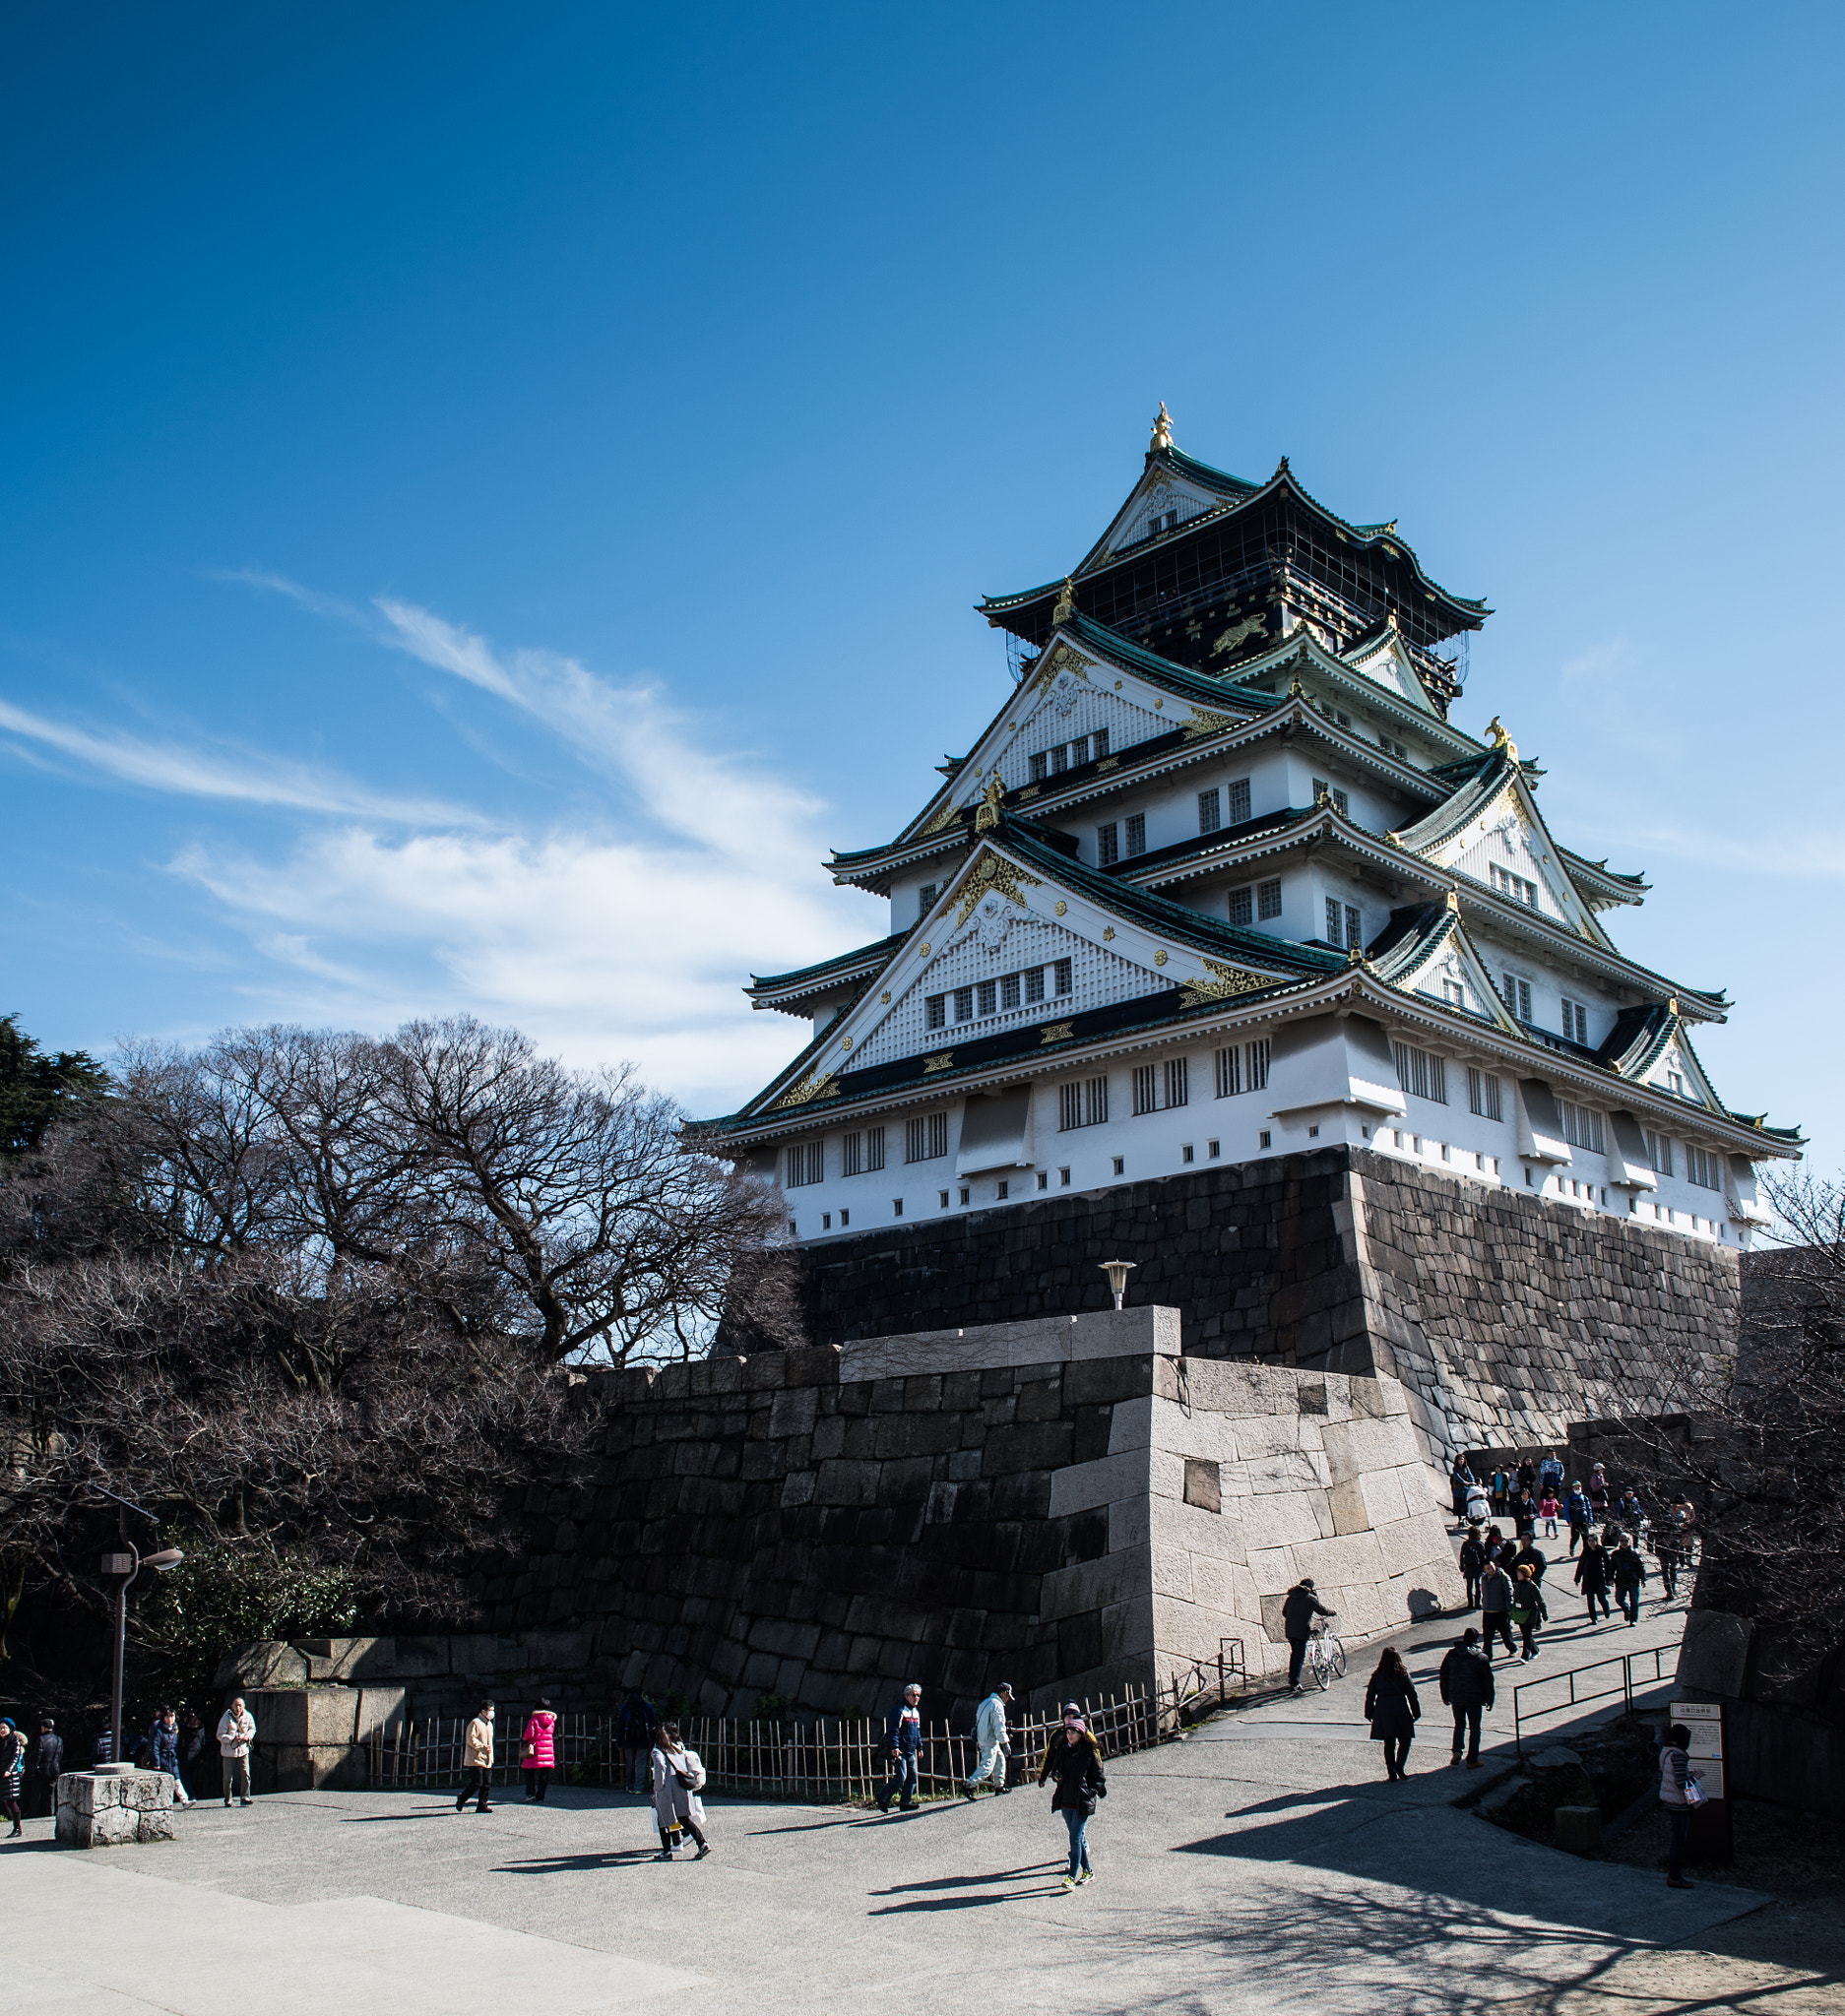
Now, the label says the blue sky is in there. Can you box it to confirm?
[3,4,1840,1167]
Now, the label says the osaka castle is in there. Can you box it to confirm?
[708,410,1799,1248]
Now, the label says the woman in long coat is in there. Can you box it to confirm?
[1364,1647,1421,1782]
[522,1698,557,1802]
[650,1721,711,1861]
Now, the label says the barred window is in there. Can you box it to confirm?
[919,882,939,914]
[1060,1075,1109,1130]
[842,1131,863,1176]
[1053,959,1072,996]
[1165,1057,1189,1108]
[1228,778,1251,825]
[1560,998,1589,1045]
[1029,752,1047,783]
[1125,813,1147,857]
[977,979,996,1016]
[785,1140,824,1186]
[1325,897,1342,946]
[1198,788,1221,834]
[1097,822,1119,867]
[1392,1041,1448,1104]
[1050,744,1067,775]
[1093,727,1109,759]
[1466,1067,1503,1121]
[1558,1101,1605,1154]
[1132,1064,1158,1116]
[1025,967,1046,1004]
[1686,1144,1722,1191]
[1229,886,1253,927]
[1502,973,1532,1022]
[953,987,974,1022]
[1000,973,1020,1010]
[1491,863,1539,908]
[864,1125,885,1172]
[905,1113,948,1164]
[1214,1044,1241,1098]
[1645,1130,1674,1176]
[925,993,946,1031]
[1257,879,1283,921]
[1246,1038,1270,1091]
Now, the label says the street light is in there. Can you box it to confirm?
[1099,1259,1136,1310]
[99,1542,185,1772]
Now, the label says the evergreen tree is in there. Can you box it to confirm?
[0,1014,108,1156]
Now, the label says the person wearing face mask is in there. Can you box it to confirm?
[457,1699,496,1814]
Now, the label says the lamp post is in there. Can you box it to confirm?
[99,1538,184,1773]
[1099,1259,1137,1310]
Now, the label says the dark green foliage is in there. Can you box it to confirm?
[0,1015,106,1157]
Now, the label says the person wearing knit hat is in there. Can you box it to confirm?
[1039,1710,1107,1889]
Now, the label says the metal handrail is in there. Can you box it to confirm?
[1511,1644,1674,1755]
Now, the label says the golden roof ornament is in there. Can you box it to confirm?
[974,774,1006,833]
[1150,402,1175,452]
[1485,716,1518,762]
[1051,578,1076,624]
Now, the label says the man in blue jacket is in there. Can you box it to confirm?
[876,1683,923,1813]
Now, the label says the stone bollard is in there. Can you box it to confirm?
[1553,1804,1603,1857]
[55,1770,177,1847]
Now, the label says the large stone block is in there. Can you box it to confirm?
[56,1770,176,1846]
[1038,1546,1149,1623]
[215,1640,308,1690]
[1047,1450,1147,1518]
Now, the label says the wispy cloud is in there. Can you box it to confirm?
[0,694,473,823]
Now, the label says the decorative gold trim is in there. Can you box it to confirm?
[1153,949,1169,967]
[1018,784,1040,800]
[840,1035,853,1050]
[1053,901,1067,915]
[1178,959,1272,1008]
[1182,707,1238,742]
[952,850,1043,927]
[1150,401,1174,452]
[1030,640,1093,695]
[974,775,1006,833]
[919,941,931,958]
[769,1069,838,1110]
[880,991,891,1003]
[1051,578,1076,624]
[923,1052,955,1074]
[1096,756,1118,773]
[1102,926,1115,941]
[1040,1022,1074,1044]
[920,797,961,836]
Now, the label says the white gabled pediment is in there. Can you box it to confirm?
[770,845,1296,1098]
[1341,630,1441,717]
[1639,1032,1718,1113]
[1401,929,1518,1033]
[1091,469,1223,563]
[1426,781,1602,941]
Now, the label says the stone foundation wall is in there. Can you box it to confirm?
[793,1147,1739,1464]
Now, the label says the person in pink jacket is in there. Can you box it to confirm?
[522,1699,558,1802]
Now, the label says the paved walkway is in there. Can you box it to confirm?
[7,1577,1838,2015]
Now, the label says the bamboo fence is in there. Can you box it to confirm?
[370,1640,1245,1804]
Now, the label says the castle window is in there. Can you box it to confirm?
[1165,1057,1189,1108]
[919,883,939,915]
[1491,863,1540,908]
[1560,998,1590,1045]
[1125,813,1147,857]
[1198,788,1221,834]
[865,1125,885,1172]
[1049,744,1067,776]
[1228,778,1251,824]
[1311,778,1350,817]
[1059,1166,1071,1185]
[1668,1070,1686,1097]
[953,987,974,1023]
[1686,1144,1722,1191]
[1442,978,1466,1007]
[1053,959,1072,996]
[1393,1042,1448,1104]
[906,1113,949,1164]
[925,994,946,1031]
[1324,899,1361,949]
[1229,886,1253,927]
[1097,822,1119,867]
[1030,753,1048,783]
[977,979,996,1016]
[1093,727,1109,759]
[1644,1129,1674,1176]
[1025,967,1046,1004]
[1215,1045,1241,1098]
[1000,973,1021,1010]
[1059,1075,1109,1130]
[1257,879,1283,921]
[843,1132,863,1176]
[1558,1101,1605,1154]
[1259,1130,1271,1149]
[1208,1139,1220,1158]
[1247,1037,1270,1090]
[1132,1064,1158,1115]
[1069,736,1089,767]
[1467,1067,1503,1122]
[1502,973,1533,1022]
[785,1141,824,1187]
[1181,1144,1194,1163]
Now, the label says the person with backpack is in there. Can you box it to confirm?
[1659,1721,1697,1889]
[876,1683,924,1814]
[1480,1557,1516,1661]
[1564,1483,1593,1555]
[1538,1449,1564,1498]
[1437,1627,1495,1769]
[1509,1564,1549,1662]
[1458,1525,1487,1610]
[962,1681,1014,1797]
[614,1687,656,1796]
[1038,1707,1107,1889]
[1574,1537,1613,1622]
[1611,1539,1649,1624]
[1282,1578,1337,1693]
[650,1721,711,1860]
[1464,1474,1491,1527]
[522,1698,558,1802]
[1364,1648,1421,1782]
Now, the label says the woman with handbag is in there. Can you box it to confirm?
[1364,1647,1421,1781]
[1038,1706,1107,1890]
[1659,1721,1698,1889]
[650,1722,711,1861]
[522,1698,558,1802]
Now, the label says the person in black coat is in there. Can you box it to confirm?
[1574,1539,1613,1622]
[1281,1579,1337,1693]
[1437,1629,1495,1767]
[1037,1712,1107,1889]
[1458,1526,1487,1610]
[27,1719,63,1819]
[1364,1647,1421,1781]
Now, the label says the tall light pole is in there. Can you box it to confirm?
[98,1519,184,1772]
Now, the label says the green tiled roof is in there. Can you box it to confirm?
[748,931,909,995]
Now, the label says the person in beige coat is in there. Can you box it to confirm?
[456,1699,495,1814]
[216,1697,256,1806]
[650,1722,710,1860]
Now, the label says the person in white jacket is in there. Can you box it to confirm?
[961,1683,1014,1798]
[650,1722,711,1861]
[216,1697,256,1807]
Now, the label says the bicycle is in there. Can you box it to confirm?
[1303,1623,1347,1690]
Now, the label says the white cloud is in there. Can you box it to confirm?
[0,693,474,825]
